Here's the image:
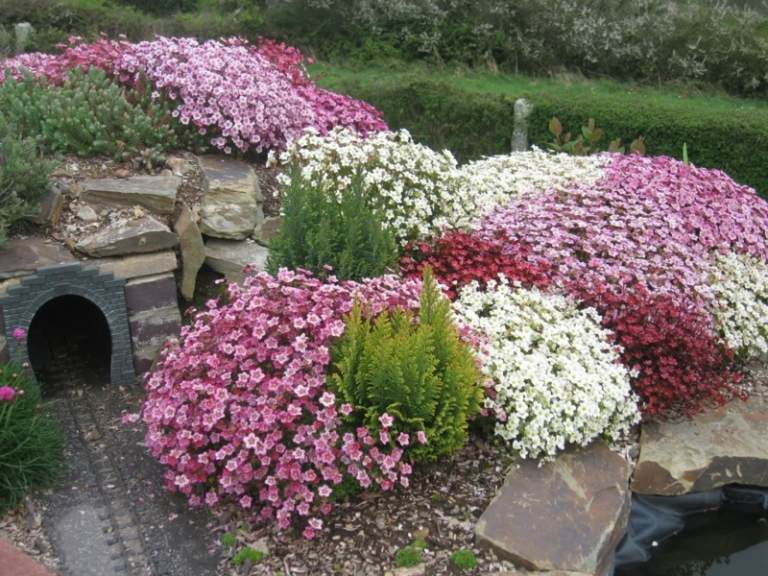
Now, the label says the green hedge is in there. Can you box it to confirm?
[317,74,768,198]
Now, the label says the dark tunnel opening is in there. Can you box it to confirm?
[27,295,112,394]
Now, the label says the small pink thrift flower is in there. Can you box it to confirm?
[0,386,17,403]
[397,432,410,447]
[340,403,354,416]
[416,431,428,444]
[378,413,394,428]
[319,391,335,408]
[12,327,26,342]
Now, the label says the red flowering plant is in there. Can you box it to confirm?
[140,269,426,539]
[399,230,551,300]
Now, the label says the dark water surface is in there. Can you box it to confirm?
[617,512,768,576]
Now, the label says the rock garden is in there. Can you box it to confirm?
[0,33,767,576]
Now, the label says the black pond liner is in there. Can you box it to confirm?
[612,485,768,575]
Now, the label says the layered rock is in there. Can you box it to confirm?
[174,204,205,300]
[204,239,269,283]
[198,156,263,240]
[476,441,631,576]
[631,395,768,496]
[75,216,177,258]
[0,238,75,280]
[79,175,180,216]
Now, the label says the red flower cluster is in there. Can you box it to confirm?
[400,231,550,300]
[568,280,743,417]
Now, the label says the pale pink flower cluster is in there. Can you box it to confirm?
[477,154,768,315]
[1,36,387,153]
[142,269,423,538]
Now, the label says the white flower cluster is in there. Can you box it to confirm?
[453,277,640,460]
[710,251,768,360]
[455,148,610,225]
[269,127,464,243]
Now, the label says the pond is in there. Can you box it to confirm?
[616,510,768,576]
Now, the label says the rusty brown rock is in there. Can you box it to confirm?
[631,394,768,496]
[475,441,630,576]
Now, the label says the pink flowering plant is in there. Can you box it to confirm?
[141,269,424,538]
[1,36,386,155]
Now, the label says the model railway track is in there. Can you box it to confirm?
[46,349,158,576]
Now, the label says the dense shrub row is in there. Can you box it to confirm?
[318,75,768,198]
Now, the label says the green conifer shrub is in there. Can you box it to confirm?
[328,268,483,462]
[267,170,399,281]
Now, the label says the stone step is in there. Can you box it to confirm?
[475,441,631,576]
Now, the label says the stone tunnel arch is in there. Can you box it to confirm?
[0,262,136,387]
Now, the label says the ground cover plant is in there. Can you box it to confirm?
[0,363,63,513]
[1,36,387,155]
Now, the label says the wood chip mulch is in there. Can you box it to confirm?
[215,437,519,576]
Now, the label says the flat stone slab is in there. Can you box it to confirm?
[631,394,768,496]
[92,250,178,280]
[199,155,262,240]
[0,237,75,280]
[80,175,180,216]
[0,538,57,576]
[476,441,630,576]
[205,238,268,282]
[75,216,178,258]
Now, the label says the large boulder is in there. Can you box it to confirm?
[631,394,768,496]
[174,203,205,300]
[75,216,178,258]
[204,238,269,283]
[198,155,263,240]
[475,441,631,576]
[80,175,180,216]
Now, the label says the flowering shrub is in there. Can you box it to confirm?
[455,148,609,225]
[709,251,768,360]
[269,128,464,242]
[478,154,768,313]
[399,230,551,300]
[568,280,742,417]
[2,36,387,154]
[0,364,63,513]
[142,269,425,538]
[453,277,639,459]
[328,269,483,463]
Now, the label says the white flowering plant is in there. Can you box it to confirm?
[269,127,465,243]
[455,148,610,226]
[710,251,768,360]
[453,277,640,460]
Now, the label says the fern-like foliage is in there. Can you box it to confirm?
[267,169,398,281]
[328,268,483,462]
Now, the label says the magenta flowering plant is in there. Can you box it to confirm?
[141,269,423,538]
[0,386,17,403]
[1,36,387,154]
[11,327,26,342]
